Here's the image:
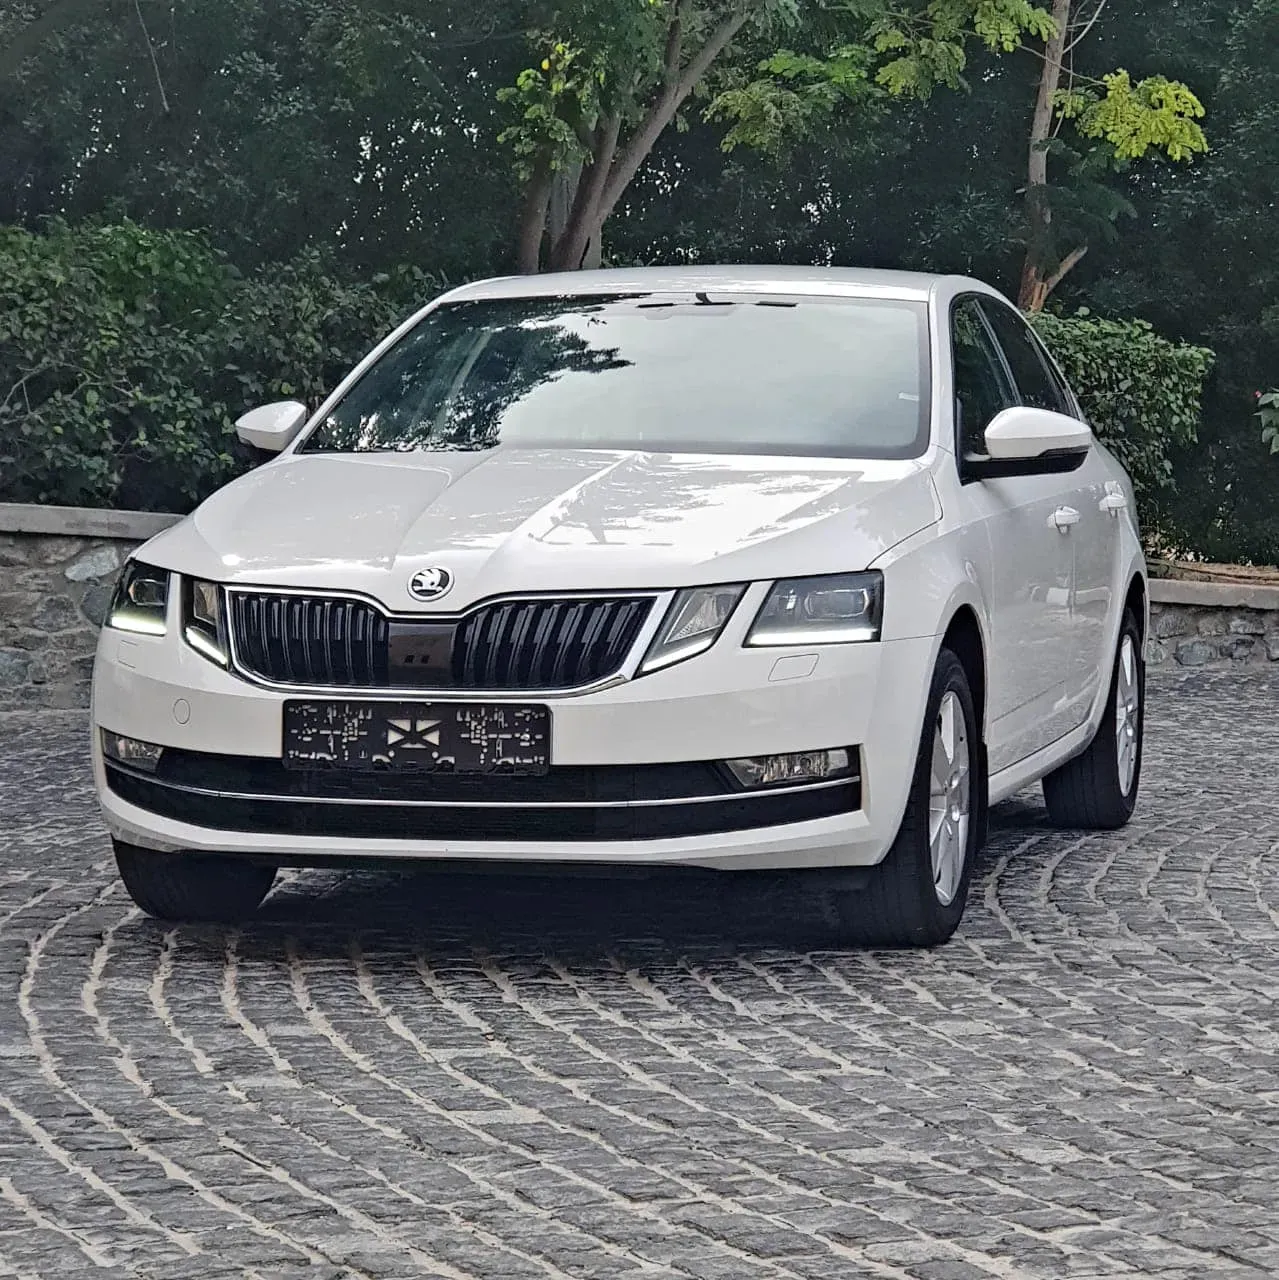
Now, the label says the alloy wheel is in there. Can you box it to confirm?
[1114,634,1141,797]
[928,690,971,907]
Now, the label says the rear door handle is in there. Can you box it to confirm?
[1049,506,1081,533]
[1100,493,1128,517]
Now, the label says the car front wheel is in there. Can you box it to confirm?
[1042,608,1144,830]
[114,840,278,922]
[832,648,982,947]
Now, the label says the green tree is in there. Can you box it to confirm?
[0,1,521,278]
[1016,0,1207,309]
[1085,0,1279,562]
[500,0,1067,272]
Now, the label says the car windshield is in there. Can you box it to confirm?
[299,292,931,460]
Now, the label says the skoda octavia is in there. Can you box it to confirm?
[92,267,1147,945]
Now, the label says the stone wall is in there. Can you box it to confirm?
[0,503,1276,708]
[0,505,179,709]
[1146,580,1279,668]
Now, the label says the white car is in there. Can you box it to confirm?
[92,267,1146,945]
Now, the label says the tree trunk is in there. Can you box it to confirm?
[515,152,554,274]
[515,3,752,272]
[546,163,583,255]
[548,113,621,271]
[1018,0,1075,311]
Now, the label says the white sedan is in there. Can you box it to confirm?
[91,267,1146,946]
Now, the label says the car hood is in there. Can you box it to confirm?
[141,449,940,610]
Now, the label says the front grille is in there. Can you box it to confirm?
[227,592,654,690]
[106,761,859,842]
[230,593,389,686]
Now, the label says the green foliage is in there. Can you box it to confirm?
[498,1,771,175]
[1029,310,1215,499]
[869,0,1056,96]
[498,39,610,176]
[709,45,876,153]
[709,0,1058,155]
[1056,70,1208,163]
[0,0,517,278]
[1260,391,1279,456]
[0,221,416,512]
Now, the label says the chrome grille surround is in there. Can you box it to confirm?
[225,587,660,694]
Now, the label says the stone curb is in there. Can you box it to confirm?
[1149,578,1279,611]
[0,502,181,541]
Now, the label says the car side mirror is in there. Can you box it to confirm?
[235,401,308,454]
[968,406,1092,480]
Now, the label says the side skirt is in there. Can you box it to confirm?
[987,718,1097,806]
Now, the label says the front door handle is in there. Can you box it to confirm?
[1100,492,1128,517]
[1049,506,1081,533]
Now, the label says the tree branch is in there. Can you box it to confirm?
[133,0,170,113]
[1063,0,1107,54]
[597,4,751,223]
[551,112,623,271]
[1018,0,1071,308]
[1043,244,1089,295]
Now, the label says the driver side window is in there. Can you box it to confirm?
[951,298,1016,461]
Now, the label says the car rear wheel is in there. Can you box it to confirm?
[832,649,981,947]
[1042,608,1144,830]
[114,840,277,922]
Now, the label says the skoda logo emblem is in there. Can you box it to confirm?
[407,566,453,602]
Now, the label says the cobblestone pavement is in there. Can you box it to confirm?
[1,669,1277,1280]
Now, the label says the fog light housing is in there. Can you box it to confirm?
[724,747,855,789]
[101,731,164,774]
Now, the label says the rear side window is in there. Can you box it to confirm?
[979,300,1072,417]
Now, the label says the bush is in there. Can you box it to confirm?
[1029,310,1216,501]
[1,223,1219,523]
[0,221,423,512]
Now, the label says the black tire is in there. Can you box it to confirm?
[832,649,982,948]
[114,840,277,922]
[1042,608,1144,830]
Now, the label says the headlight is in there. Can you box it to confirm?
[745,572,883,646]
[183,578,229,666]
[107,561,170,635]
[639,584,746,674]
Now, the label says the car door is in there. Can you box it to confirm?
[979,299,1115,726]
[950,297,1078,773]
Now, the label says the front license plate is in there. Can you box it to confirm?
[283,701,551,774]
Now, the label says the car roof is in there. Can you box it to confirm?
[440,266,1002,306]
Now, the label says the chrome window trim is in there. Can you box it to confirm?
[104,760,858,809]
[222,585,673,700]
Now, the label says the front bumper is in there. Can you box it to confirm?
[91,625,937,871]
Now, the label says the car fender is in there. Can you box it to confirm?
[1082,551,1149,738]
[861,526,994,847]
[870,522,993,690]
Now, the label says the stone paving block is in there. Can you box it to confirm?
[0,668,1277,1278]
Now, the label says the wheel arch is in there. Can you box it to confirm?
[939,606,986,739]
[1124,573,1148,641]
